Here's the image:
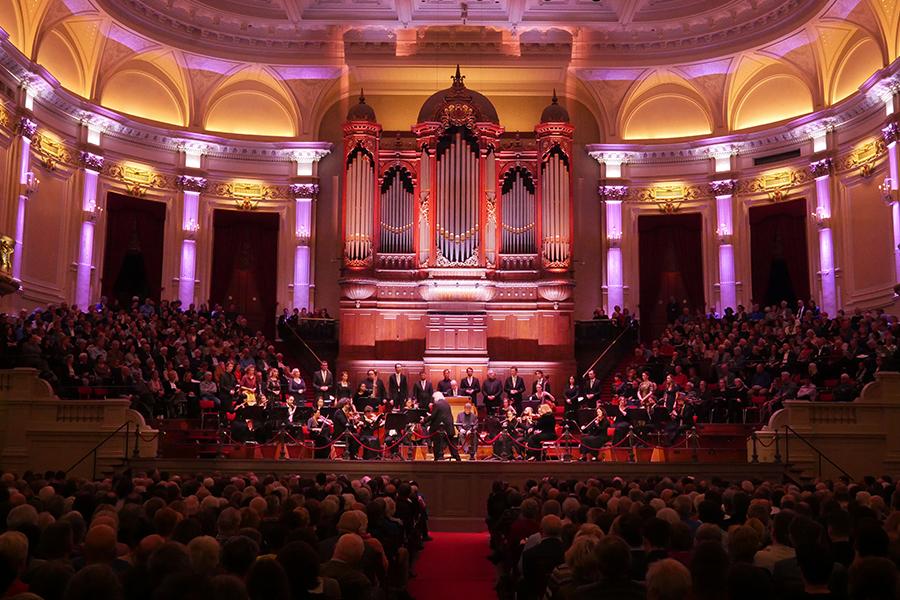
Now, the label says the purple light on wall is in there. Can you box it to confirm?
[75,221,94,308]
[82,169,98,210]
[293,245,310,311]
[18,138,31,184]
[178,240,196,307]
[13,197,25,280]
[607,247,623,312]
[182,191,199,229]
[718,244,736,311]
[819,227,837,316]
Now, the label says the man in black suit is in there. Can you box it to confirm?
[582,368,602,408]
[436,369,453,395]
[461,367,481,406]
[313,360,334,403]
[332,400,360,459]
[482,369,503,415]
[531,369,551,395]
[519,515,566,600]
[428,392,460,461]
[504,367,526,411]
[412,371,434,408]
[388,363,408,407]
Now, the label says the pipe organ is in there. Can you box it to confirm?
[339,70,577,385]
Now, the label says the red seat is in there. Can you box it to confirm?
[77,386,92,399]
[751,396,767,407]
[199,399,218,429]
[198,399,216,410]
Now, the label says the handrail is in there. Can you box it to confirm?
[581,324,635,380]
[284,322,324,365]
[783,425,852,480]
[64,421,134,479]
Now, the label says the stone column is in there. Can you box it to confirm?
[291,183,318,311]
[810,158,837,315]
[599,185,627,313]
[12,117,37,280]
[74,151,104,308]
[710,179,737,313]
[175,175,207,308]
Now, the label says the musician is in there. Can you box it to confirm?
[287,368,306,404]
[313,361,334,403]
[364,369,387,406]
[504,367,526,411]
[579,407,610,461]
[494,407,519,460]
[665,392,693,446]
[582,369,602,408]
[264,368,283,405]
[455,402,478,460]
[388,363,408,407]
[240,365,260,393]
[659,374,680,411]
[436,369,453,395]
[332,400,360,460]
[232,394,266,444]
[218,360,237,411]
[428,392,460,461]
[335,370,353,403]
[611,395,635,444]
[448,380,461,398]
[461,368,481,405]
[528,382,556,406]
[526,403,557,460]
[531,370,551,395]
[482,370,503,416]
[412,371,434,408]
[306,406,333,459]
[285,394,303,426]
[359,406,384,460]
[563,376,581,420]
[353,382,374,412]
[637,371,657,407]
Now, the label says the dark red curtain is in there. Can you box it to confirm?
[750,199,810,308]
[638,213,705,340]
[210,210,279,337]
[101,193,167,306]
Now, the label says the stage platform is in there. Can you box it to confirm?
[130,457,785,531]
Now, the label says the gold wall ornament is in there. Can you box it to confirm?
[0,235,14,274]
[740,169,809,202]
[638,183,699,213]
[31,132,71,170]
[213,181,274,210]
[841,139,887,177]
[106,163,168,196]
[0,104,10,129]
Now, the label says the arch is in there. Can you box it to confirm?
[203,67,299,137]
[732,74,814,130]
[100,69,186,126]
[35,28,86,96]
[0,2,23,49]
[830,37,884,103]
[622,93,713,140]
[205,89,296,137]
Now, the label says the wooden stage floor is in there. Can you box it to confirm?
[130,456,785,531]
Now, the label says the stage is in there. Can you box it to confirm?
[130,456,784,531]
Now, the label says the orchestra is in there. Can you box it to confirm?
[214,364,701,461]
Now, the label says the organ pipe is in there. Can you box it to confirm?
[500,168,536,256]
[344,150,375,265]
[540,150,571,267]
[379,168,414,255]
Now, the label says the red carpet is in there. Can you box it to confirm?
[408,532,495,600]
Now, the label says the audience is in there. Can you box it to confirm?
[0,469,426,600]
[488,473,900,600]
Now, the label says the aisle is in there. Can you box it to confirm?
[408,532,495,600]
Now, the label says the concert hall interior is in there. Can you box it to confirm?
[2,0,900,598]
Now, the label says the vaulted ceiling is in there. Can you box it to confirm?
[0,0,897,141]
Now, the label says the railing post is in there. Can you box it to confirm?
[784,426,789,465]
[133,422,140,459]
[751,433,759,464]
[91,449,97,480]
[774,429,782,464]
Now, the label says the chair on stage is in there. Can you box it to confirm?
[199,399,218,430]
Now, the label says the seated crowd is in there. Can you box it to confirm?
[487,473,900,600]
[606,299,900,426]
[0,297,324,419]
[0,468,428,600]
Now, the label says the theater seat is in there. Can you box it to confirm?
[199,399,218,429]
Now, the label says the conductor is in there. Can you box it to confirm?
[428,392,461,461]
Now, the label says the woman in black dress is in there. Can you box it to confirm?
[563,375,581,421]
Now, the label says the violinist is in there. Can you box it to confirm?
[665,391,693,446]
[528,382,556,406]
[493,407,519,460]
[285,394,303,427]
[332,400,360,460]
[579,407,610,461]
[360,405,385,459]
[307,405,333,459]
[526,403,557,460]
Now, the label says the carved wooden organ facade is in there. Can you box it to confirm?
[339,69,576,383]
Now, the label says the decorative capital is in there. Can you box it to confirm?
[709,179,736,196]
[599,185,628,202]
[292,149,330,164]
[290,183,319,198]
[809,158,833,178]
[79,151,104,172]
[883,120,900,146]
[176,175,208,192]
[16,117,36,139]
